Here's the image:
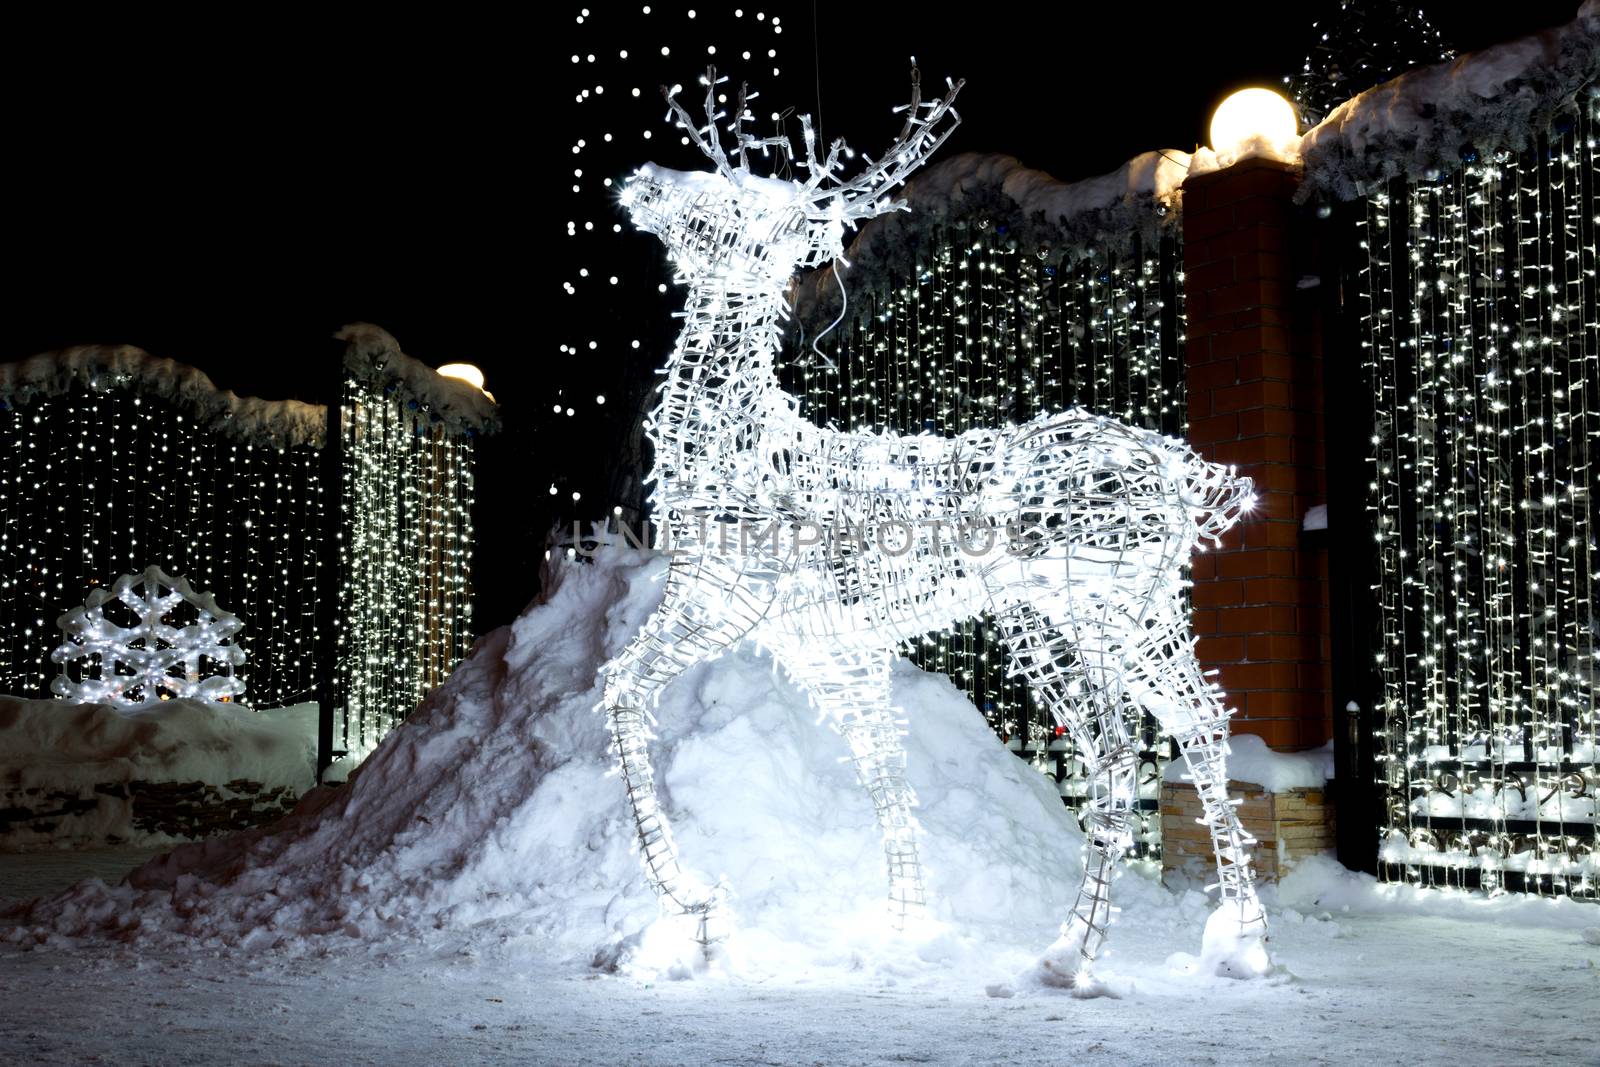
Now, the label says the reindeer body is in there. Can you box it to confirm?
[606,70,1269,983]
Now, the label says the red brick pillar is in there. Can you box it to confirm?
[1181,157,1331,751]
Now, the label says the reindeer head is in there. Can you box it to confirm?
[621,66,963,288]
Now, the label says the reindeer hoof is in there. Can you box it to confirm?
[1031,927,1113,996]
[1201,905,1272,979]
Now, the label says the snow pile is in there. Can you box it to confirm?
[1163,733,1334,792]
[791,150,1189,329]
[0,698,317,847]
[337,323,499,434]
[0,345,325,448]
[1,549,1093,974]
[1279,853,1600,932]
[1297,2,1600,201]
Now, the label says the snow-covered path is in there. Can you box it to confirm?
[2,860,1594,1067]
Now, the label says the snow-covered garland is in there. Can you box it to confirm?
[612,66,1270,983]
[0,344,325,448]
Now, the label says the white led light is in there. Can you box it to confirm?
[608,67,1270,974]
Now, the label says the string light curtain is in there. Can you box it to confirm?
[789,222,1185,859]
[334,327,488,761]
[0,355,324,707]
[1357,104,1599,898]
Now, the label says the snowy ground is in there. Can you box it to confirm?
[1,552,1594,1064]
[1,851,1596,1066]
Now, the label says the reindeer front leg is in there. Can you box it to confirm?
[603,551,777,947]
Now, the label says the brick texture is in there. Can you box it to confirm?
[1182,157,1332,751]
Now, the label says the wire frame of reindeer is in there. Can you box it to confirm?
[604,64,1271,986]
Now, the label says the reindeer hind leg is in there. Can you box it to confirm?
[999,603,1140,990]
[1121,602,1270,977]
[779,645,927,930]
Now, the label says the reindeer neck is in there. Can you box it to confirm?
[650,276,792,472]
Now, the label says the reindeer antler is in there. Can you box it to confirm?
[663,66,795,178]
[803,64,965,220]
[732,82,793,171]
[662,66,735,178]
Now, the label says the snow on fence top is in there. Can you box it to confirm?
[0,343,326,448]
[790,149,1190,328]
[0,323,500,447]
[1295,0,1600,202]
[337,322,500,435]
[792,4,1598,324]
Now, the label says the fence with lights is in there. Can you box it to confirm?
[0,324,497,777]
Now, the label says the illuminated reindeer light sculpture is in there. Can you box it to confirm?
[608,67,1269,983]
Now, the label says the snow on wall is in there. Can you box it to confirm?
[1295,1,1600,202]
[1162,733,1333,792]
[0,549,1095,969]
[790,150,1190,329]
[337,323,499,434]
[0,324,500,446]
[0,698,317,847]
[0,345,325,448]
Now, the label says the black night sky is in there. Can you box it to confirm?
[3,1,1581,631]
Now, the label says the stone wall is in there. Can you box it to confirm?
[0,778,300,848]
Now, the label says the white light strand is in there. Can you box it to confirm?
[335,373,479,762]
[608,68,1269,979]
[0,382,324,707]
[1362,104,1599,898]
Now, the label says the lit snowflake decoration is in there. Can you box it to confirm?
[607,65,1269,984]
[51,566,245,706]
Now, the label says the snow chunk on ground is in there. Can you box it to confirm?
[1278,854,1600,933]
[1163,733,1333,791]
[2,549,1094,977]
